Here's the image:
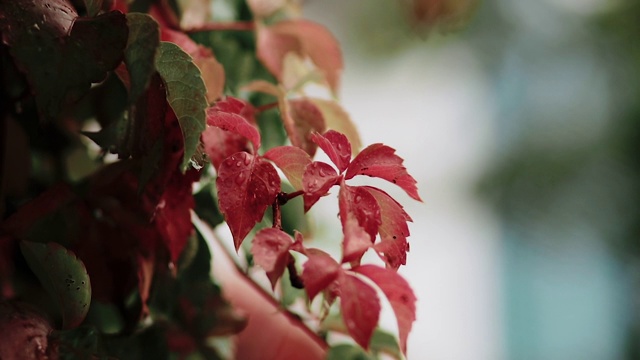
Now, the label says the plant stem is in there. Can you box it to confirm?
[184,21,255,33]
[255,102,279,114]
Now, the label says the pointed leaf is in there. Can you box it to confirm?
[326,344,374,360]
[339,273,380,350]
[161,28,225,103]
[206,105,261,151]
[125,13,160,102]
[257,20,343,93]
[353,265,417,354]
[251,228,294,289]
[311,130,351,173]
[302,161,340,212]
[155,41,208,171]
[301,249,341,301]
[345,144,422,201]
[83,0,103,16]
[20,241,91,329]
[341,215,371,264]
[0,3,128,119]
[288,98,326,156]
[339,183,381,243]
[216,152,281,250]
[362,186,412,269]
[310,98,362,155]
[264,146,312,191]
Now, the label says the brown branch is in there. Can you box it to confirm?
[184,21,256,33]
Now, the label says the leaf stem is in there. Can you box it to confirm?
[184,21,256,33]
[255,102,279,114]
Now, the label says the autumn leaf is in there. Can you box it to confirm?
[339,272,380,350]
[353,265,416,354]
[338,183,381,243]
[301,249,341,301]
[206,100,261,151]
[251,228,294,289]
[257,20,343,93]
[20,241,91,329]
[216,152,281,250]
[309,98,362,155]
[302,161,341,212]
[341,215,371,264]
[311,130,351,173]
[287,98,326,156]
[345,144,422,201]
[263,146,312,191]
[361,186,412,269]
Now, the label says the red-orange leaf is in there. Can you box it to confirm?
[251,228,294,289]
[338,183,381,243]
[257,20,343,93]
[345,144,422,201]
[341,215,371,264]
[206,103,261,151]
[217,152,280,250]
[302,161,340,212]
[301,249,340,301]
[339,272,380,350]
[353,265,416,354]
[311,130,351,173]
[263,145,311,191]
[288,98,326,157]
[361,186,412,269]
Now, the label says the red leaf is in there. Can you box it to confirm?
[338,183,381,243]
[345,144,422,201]
[361,186,412,269]
[206,104,261,151]
[257,20,343,93]
[341,215,371,264]
[251,228,294,289]
[154,169,199,263]
[217,152,281,250]
[353,265,417,354]
[301,249,341,301]
[339,272,380,350]
[203,98,258,170]
[302,161,340,212]
[263,146,312,191]
[310,130,351,173]
[288,98,326,157]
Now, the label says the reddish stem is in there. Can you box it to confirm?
[255,102,279,114]
[184,21,256,33]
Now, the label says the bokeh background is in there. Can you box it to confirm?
[302,0,640,359]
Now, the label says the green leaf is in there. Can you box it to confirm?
[326,344,373,360]
[155,42,208,171]
[194,182,225,229]
[370,330,403,360]
[20,241,91,329]
[125,13,160,102]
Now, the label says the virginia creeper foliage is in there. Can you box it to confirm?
[0,0,421,358]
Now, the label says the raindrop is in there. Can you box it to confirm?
[235,173,245,185]
[33,23,40,30]
[244,155,251,165]
[235,161,242,167]
[354,195,362,203]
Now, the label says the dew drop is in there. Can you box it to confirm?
[235,161,242,167]
[235,173,245,185]
[243,154,251,165]
[354,195,362,203]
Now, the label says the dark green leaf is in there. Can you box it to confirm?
[326,344,373,360]
[194,183,225,229]
[20,241,91,329]
[125,13,160,102]
[0,2,128,119]
[155,42,208,171]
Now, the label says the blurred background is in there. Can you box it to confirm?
[303,0,640,359]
